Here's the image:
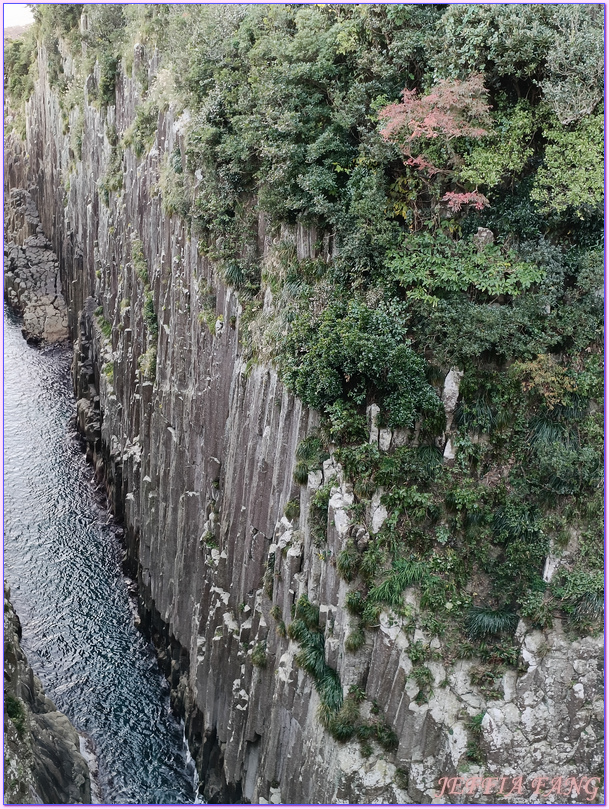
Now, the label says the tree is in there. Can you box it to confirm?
[378,76,492,215]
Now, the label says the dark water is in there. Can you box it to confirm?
[4,306,198,804]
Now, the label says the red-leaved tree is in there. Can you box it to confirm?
[379,75,493,215]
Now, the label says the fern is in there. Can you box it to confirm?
[337,543,360,582]
[223,261,246,288]
[466,606,519,639]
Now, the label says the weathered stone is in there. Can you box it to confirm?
[472,226,494,250]
[4,584,92,804]
[4,190,68,343]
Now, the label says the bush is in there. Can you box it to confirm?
[251,642,267,668]
[284,499,300,522]
[6,694,26,736]
[281,298,441,431]
[293,435,329,484]
[344,590,365,617]
[143,290,159,338]
[309,481,333,545]
[4,31,36,108]
[337,543,360,583]
[345,626,365,653]
[123,99,159,157]
[138,347,157,380]
[131,238,149,284]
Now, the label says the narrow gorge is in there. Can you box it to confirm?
[4,5,603,805]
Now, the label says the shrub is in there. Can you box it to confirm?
[97,52,119,107]
[131,238,149,284]
[337,543,360,583]
[143,290,159,338]
[345,626,365,653]
[96,315,112,340]
[309,481,333,545]
[465,712,486,764]
[345,589,365,616]
[251,642,267,668]
[284,499,300,522]
[280,299,441,430]
[293,435,328,484]
[6,694,26,736]
[138,347,157,380]
[123,99,159,157]
[387,230,544,306]
[293,461,310,486]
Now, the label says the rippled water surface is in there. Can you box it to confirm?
[4,306,197,804]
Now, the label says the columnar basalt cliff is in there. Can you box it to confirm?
[4,28,603,805]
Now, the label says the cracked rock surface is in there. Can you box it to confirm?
[3,583,91,805]
[4,188,68,343]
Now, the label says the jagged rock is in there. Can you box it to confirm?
[3,584,91,804]
[4,189,68,343]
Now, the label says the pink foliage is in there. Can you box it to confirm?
[379,75,492,147]
[441,191,490,212]
[379,75,493,219]
[405,155,441,175]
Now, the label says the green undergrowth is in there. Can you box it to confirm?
[287,595,398,751]
[130,236,159,377]
[94,308,112,341]
[326,347,603,655]
[5,695,26,737]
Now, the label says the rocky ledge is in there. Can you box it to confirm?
[3,583,92,804]
[4,188,68,344]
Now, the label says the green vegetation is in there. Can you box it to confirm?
[288,596,397,749]
[95,312,112,341]
[309,481,334,545]
[251,641,268,668]
[6,695,26,737]
[283,499,300,523]
[99,140,124,206]
[129,236,159,353]
[293,436,328,486]
[345,626,365,653]
[131,238,149,285]
[466,607,519,640]
[122,98,159,157]
[138,347,157,381]
[288,595,343,712]
[102,362,115,385]
[465,712,486,764]
[5,2,602,752]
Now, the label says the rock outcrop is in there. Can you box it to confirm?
[4,188,68,344]
[4,40,603,805]
[3,584,92,805]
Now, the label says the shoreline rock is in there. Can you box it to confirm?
[4,583,92,805]
[4,188,68,344]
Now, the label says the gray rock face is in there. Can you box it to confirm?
[4,44,603,805]
[4,188,68,343]
[3,584,92,805]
